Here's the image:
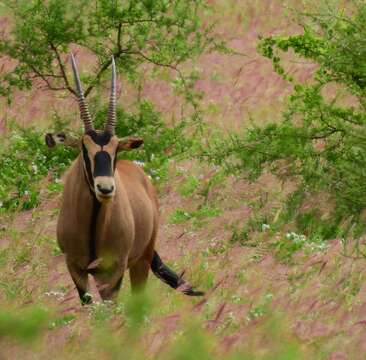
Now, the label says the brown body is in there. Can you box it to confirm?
[58,156,159,300]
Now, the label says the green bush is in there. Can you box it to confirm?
[0,306,49,342]
[0,127,75,212]
[205,1,366,239]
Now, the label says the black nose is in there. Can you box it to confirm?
[96,184,114,195]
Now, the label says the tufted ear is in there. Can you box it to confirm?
[117,136,144,151]
[45,132,80,149]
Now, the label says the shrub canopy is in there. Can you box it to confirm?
[205,1,366,238]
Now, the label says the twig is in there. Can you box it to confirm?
[49,42,76,96]
[28,64,70,92]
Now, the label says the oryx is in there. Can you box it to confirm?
[45,54,202,304]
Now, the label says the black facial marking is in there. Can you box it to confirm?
[86,130,112,146]
[45,133,56,148]
[130,139,144,149]
[93,151,113,177]
[56,132,66,141]
[113,149,118,170]
[82,142,94,187]
[89,195,101,264]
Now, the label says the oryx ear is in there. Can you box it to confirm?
[118,136,144,151]
[45,132,79,149]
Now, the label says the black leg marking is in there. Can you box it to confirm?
[76,287,93,305]
[111,276,123,293]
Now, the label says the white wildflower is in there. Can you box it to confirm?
[44,290,65,299]
[261,223,270,231]
[133,160,145,167]
[286,232,306,244]
[177,166,187,173]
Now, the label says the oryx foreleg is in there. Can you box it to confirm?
[66,258,92,305]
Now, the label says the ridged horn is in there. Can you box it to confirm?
[70,53,94,133]
[105,56,117,135]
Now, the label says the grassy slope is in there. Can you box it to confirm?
[1,1,366,359]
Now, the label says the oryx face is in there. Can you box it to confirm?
[82,131,118,202]
[45,130,143,202]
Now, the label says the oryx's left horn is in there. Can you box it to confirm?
[105,56,117,135]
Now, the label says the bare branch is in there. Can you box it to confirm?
[84,57,114,97]
[30,73,63,79]
[117,21,122,53]
[49,42,77,96]
[28,64,69,92]
[310,128,343,139]
[134,50,181,72]
[120,18,156,25]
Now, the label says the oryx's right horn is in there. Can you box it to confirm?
[70,53,94,133]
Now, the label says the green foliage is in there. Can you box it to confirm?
[125,291,152,331]
[89,301,116,326]
[48,314,75,330]
[164,325,213,360]
[247,293,273,322]
[206,1,366,238]
[0,0,222,105]
[0,278,26,300]
[169,205,222,226]
[178,176,200,197]
[270,232,307,262]
[270,230,328,262]
[230,225,250,246]
[0,126,75,212]
[160,316,306,360]
[295,209,340,240]
[169,208,192,224]
[0,306,49,342]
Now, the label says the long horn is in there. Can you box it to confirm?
[105,56,117,135]
[70,53,94,132]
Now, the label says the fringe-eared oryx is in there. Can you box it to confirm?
[45,54,203,304]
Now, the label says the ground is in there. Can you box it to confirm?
[1,1,366,359]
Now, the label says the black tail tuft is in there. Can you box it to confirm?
[151,251,204,296]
